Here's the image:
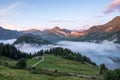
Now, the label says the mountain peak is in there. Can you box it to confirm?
[114,16,120,19]
[105,16,120,27]
[52,26,61,31]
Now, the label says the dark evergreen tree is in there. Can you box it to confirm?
[105,70,117,80]
[0,43,31,60]
[100,64,108,75]
[16,58,27,69]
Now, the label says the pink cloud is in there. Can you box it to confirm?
[49,20,73,23]
[93,15,104,18]
[104,0,120,14]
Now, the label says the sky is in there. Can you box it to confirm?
[0,0,120,31]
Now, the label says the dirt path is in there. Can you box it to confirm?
[31,56,95,79]
[32,56,44,68]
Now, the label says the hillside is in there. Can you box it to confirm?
[12,16,120,44]
[73,16,120,43]
[0,43,101,80]
[27,54,99,76]
[1,65,91,80]
[13,34,51,45]
[1,16,120,44]
[0,54,100,80]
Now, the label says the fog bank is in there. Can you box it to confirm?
[15,41,120,69]
[56,41,120,69]
[0,39,16,44]
[0,39,120,69]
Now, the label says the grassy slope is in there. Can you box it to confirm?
[0,55,100,80]
[0,56,16,66]
[27,54,100,76]
[0,65,86,80]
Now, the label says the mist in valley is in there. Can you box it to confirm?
[0,39,120,69]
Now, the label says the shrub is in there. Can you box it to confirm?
[16,58,27,69]
[0,61,2,65]
[3,61,8,66]
[105,70,117,80]
[100,64,107,75]
[105,69,120,80]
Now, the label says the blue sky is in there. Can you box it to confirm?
[0,0,120,30]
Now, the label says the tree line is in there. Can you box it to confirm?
[0,43,31,60]
[0,43,96,66]
[35,47,96,66]
[1,43,120,79]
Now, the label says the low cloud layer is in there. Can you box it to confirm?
[14,41,120,69]
[0,39,16,44]
[104,0,120,13]
[1,39,120,69]
[56,41,120,69]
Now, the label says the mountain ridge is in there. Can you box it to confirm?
[0,26,22,40]
[1,16,120,44]
[79,16,120,43]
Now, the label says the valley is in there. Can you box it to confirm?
[1,39,120,69]
[0,0,120,79]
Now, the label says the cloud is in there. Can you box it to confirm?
[0,39,16,45]
[0,24,22,30]
[0,0,22,21]
[49,20,73,23]
[1,38,120,69]
[79,25,92,30]
[93,15,105,18]
[13,40,120,69]
[104,0,120,14]
[0,23,45,31]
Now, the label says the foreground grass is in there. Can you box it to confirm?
[0,65,87,80]
[0,54,101,80]
[27,54,100,76]
[0,56,16,66]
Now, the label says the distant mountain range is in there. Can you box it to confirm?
[0,27,22,40]
[77,16,120,43]
[0,16,120,44]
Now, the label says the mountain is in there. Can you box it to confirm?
[23,29,43,35]
[41,26,90,42]
[73,16,120,43]
[88,16,120,33]
[50,26,70,37]
[13,34,51,45]
[0,26,22,40]
[40,26,71,43]
[11,16,120,44]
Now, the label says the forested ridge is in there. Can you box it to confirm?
[0,43,96,66]
[36,47,96,66]
[0,43,31,60]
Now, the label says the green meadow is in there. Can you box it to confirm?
[0,55,102,80]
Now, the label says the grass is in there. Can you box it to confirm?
[0,56,17,66]
[0,65,86,80]
[0,54,101,80]
[27,54,100,76]
[27,57,39,67]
